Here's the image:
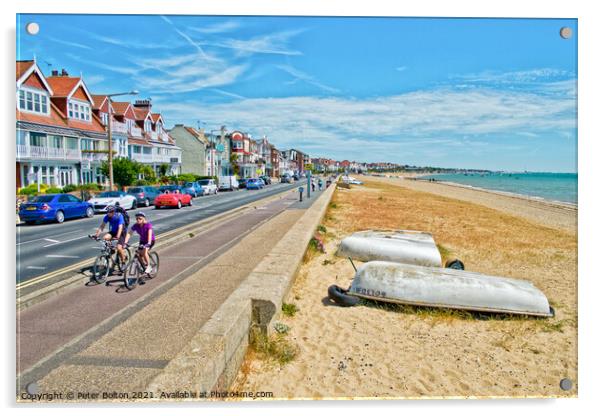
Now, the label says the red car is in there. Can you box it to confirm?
[154,189,193,209]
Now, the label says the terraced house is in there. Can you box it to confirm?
[16,60,108,189]
[15,59,182,190]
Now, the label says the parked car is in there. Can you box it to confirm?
[19,194,94,224]
[154,189,193,209]
[157,185,181,194]
[293,173,300,181]
[280,174,293,183]
[238,178,249,189]
[218,175,239,191]
[126,186,160,207]
[246,178,265,190]
[182,182,202,198]
[259,175,272,185]
[198,179,218,195]
[89,191,138,212]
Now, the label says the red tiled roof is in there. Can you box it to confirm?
[91,95,108,110]
[16,60,35,81]
[17,100,107,133]
[111,101,131,116]
[46,76,81,97]
[127,137,150,145]
[151,113,163,123]
[134,107,150,121]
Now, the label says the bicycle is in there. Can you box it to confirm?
[88,235,131,284]
[123,243,160,290]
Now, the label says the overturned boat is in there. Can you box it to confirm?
[329,261,554,317]
[336,230,442,267]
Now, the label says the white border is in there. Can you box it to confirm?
[4,1,601,415]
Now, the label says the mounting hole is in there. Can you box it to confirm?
[559,27,572,39]
[559,378,573,391]
[25,382,39,395]
[25,22,40,35]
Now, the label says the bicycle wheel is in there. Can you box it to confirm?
[123,259,140,290]
[114,248,132,275]
[146,252,160,279]
[92,255,110,284]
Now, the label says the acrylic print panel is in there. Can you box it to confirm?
[16,14,577,402]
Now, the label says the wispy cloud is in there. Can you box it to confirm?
[88,33,181,50]
[395,66,408,72]
[189,20,241,35]
[47,36,91,50]
[157,83,575,163]
[159,15,214,62]
[453,68,574,85]
[278,65,339,94]
[199,29,304,56]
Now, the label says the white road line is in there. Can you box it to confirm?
[46,254,80,259]
[42,235,86,248]
[16,230,81,246]
[26,266,46,270]
[43,238,60,243]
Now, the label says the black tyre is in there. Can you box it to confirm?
[55,210,65,224]
[328,285,360,307]
[24,220,36,225]
[114,248,131,275]
[445,259,465,270]
[177,200,182,209]
[92,255,110,284]
[124,260,140,290]
[85,207,94,218]
[189,198,193,206]
[145,198,150,207]
[146,252,160,279]
[131,200,137,209]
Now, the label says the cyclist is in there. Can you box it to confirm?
[93,205,127,265]
[124,212,155,274]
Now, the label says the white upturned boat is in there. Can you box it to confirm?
[332,261,553,317]
[336,230,442,267]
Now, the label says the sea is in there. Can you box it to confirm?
[420,172,577,204]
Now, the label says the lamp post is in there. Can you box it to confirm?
[106,90,138,190]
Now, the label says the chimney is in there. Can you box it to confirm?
[133,99,152,111]
[60,68,68,76]
[51,70,59,76]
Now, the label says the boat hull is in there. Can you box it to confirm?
[349,261,553,317]
[336,230,442,267]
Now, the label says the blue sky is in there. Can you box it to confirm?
[17,14,577,172]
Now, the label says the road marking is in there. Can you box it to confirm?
[42,235,86,248]
[46,255,80,259]
[16,230,80,246]
[43,238,60,243]
[26,266,46,270]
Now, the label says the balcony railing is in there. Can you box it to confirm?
[130,125,143,138]
[81,151,109,162]
[17,144,82,161]
[131,153,181,164]
[111,121,129,135]
[131,153,154,163]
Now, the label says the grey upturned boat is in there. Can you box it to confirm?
[344,261,554,317]
[336,230,442,267]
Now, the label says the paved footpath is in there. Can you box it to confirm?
[17,185,327,397]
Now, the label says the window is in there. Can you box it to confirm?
[143,147,152,155]
[133,145,141,153]
[29,133,46,147]
[49,135,62,148]
[18,88,49,115]
[58,195,71,203]
[17,130,27,145]
[68,100,91,122]
[65,137,78,149]
[81,139,93,151]
[67,195,81,203]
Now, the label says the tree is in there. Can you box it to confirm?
[140,164,157,183]
[229,153,240,176]
[100,157,140,189]
[158,163,170,177]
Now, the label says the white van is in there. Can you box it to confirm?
[218,175,239,191]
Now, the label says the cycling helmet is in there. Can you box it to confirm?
[135,212,146,218]
[106,205,116,213]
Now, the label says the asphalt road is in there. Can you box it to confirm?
[16,182,301,283]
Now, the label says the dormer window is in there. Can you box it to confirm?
[68,100,91,121]
[144,119,152,132]
[101,112,108,125]
[18,88,49,115]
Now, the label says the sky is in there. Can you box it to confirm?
[16,14,577,172]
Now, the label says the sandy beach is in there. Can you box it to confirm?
[232,176,577,399]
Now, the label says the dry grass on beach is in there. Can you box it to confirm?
[232,178,577,399]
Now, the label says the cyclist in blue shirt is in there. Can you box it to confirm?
[94,205,127,264]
